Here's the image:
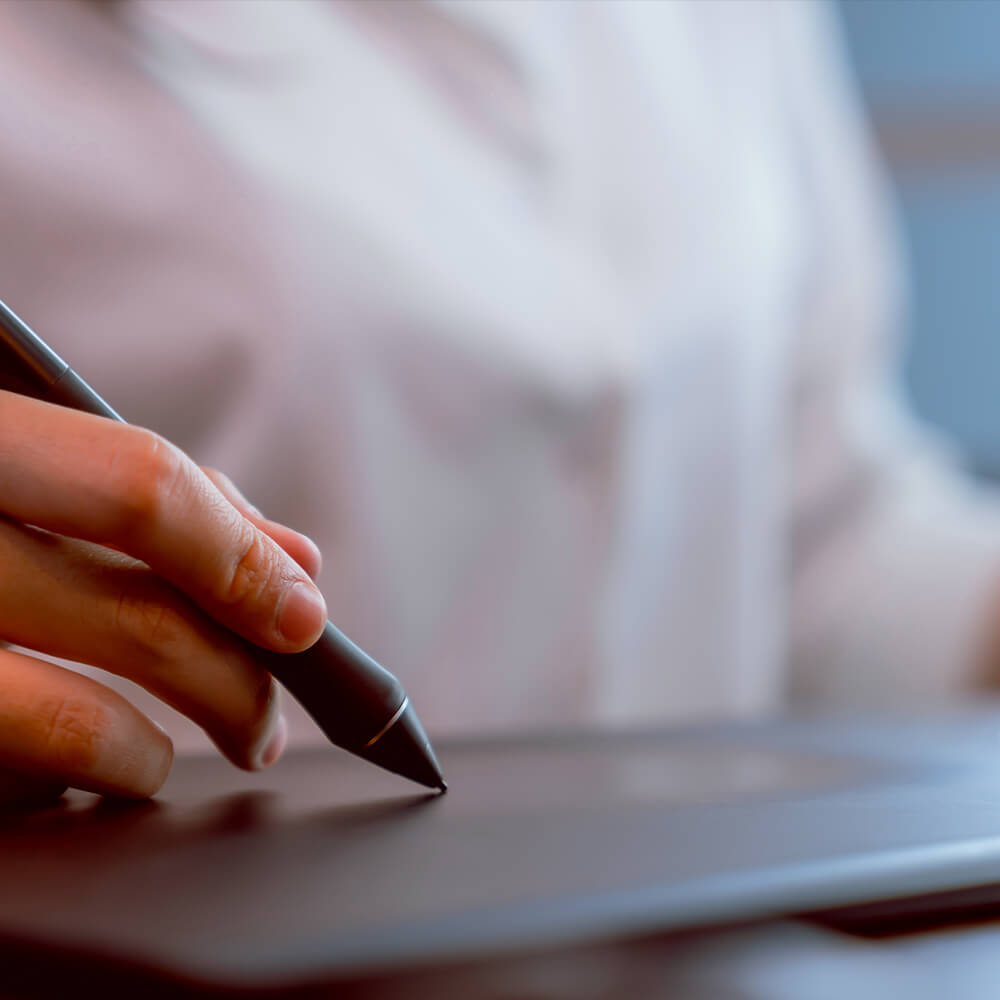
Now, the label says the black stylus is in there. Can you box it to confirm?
[0,297,446,792]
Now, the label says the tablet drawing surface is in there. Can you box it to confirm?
[4,717,1000,992]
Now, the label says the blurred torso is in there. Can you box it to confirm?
[0,0,811,746]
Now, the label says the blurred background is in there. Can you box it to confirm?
[839,0,1000,480]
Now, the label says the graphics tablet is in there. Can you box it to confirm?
[4,711,1000,995]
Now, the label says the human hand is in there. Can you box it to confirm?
[0,390,327,805]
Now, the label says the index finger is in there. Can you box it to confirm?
[0,391,327,652]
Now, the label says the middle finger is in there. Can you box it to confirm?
[0,520,283,770]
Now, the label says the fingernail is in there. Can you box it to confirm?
[276,580,326,646]
[257,714,287,769]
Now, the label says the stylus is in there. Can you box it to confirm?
[0,297,446,792]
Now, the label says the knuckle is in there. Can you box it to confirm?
[218,528,282,612]
[39,696,112,774]
[114,581,189,651]
[107,429,188,537]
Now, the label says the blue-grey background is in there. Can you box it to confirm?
[837,0,1000,476]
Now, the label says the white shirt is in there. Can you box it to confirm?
[1,0,998,750]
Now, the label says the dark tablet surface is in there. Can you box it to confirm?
[5,713,1000,994]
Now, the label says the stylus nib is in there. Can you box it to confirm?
[359,702,447,791]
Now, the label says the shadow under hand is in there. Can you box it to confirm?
[0,765,68,818]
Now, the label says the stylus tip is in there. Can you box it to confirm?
[437,780,448,793]
[358,702,447,791]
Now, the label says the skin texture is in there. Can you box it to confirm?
[0,390,326,805]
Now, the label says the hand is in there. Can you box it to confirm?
[0,390,328,804]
